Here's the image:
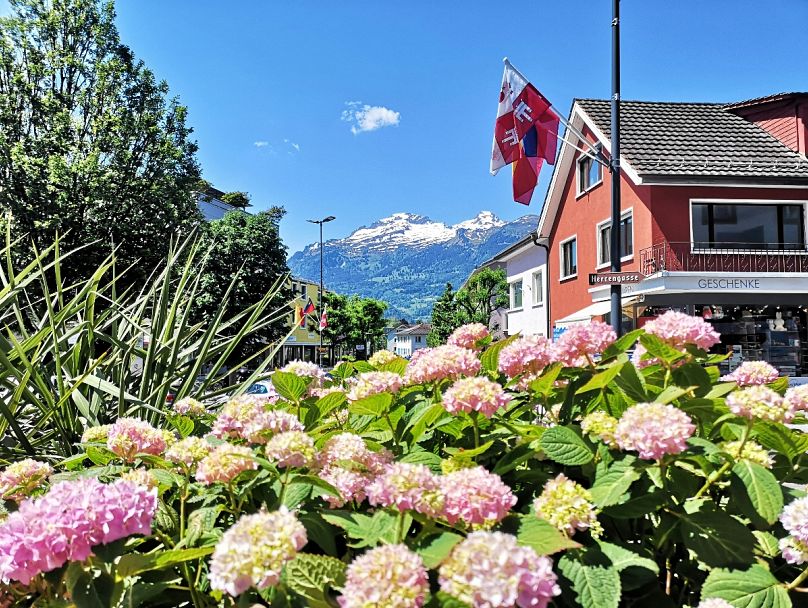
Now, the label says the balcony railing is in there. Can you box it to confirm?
[639,241,808,275]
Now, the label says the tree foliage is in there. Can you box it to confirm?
[428,269,508,344]
[322,292,388,356]
[0,0,202,281]
[428,283,456,346]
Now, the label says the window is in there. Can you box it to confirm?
[416,336,422,343]
[598,212,634,266]
[532,270,543,305]
[560,237,577,279]
[510,280,523,309]
[692,201,806,250]
[577,154,602,193]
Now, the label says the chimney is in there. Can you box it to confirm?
[726,93,808,157]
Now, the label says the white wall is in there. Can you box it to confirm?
[505,244,548,336]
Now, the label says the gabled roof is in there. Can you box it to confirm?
[396,323,431,336]
[576,98,808,183]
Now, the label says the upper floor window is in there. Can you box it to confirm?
[692,201,806,250]
[598,211,634,266]
[560,237,578,279]
[532,269,544,305]
[510,279,523,309]
[416,336,422,343]
[577,154,602,194]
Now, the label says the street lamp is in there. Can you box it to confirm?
[307,215,335,367]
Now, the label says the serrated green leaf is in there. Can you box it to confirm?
[408,403,450,443]
[117,547,213,578]
[184,505,223,547]
[539,425,594,465]
[639,334,688,365]
[754,422,808,462]
[272,370,312,401]
[577,363,624,393]
[284,553,346,608]
[517,516,580,555]
[596,541,658,574]
[558,549,621,608]
[348,392,393,417]
[400,449,443,471]
[379,358,408,375]
[527,363,563,397]
[702,565,791,608]
[480,334,519,374]
[299,512,338,556]
[415,532,463,568]
[680,507,756,568]
[731,460,783,525]
[169,415,194,438]
[444,440,493,458]
[590,455,642,507]
[316,391,348,418]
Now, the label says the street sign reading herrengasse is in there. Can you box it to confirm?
[588,272,643,285]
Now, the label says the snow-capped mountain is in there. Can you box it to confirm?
[288,211,539,320]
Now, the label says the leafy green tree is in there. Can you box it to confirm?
[455,267,508,326]
[0,0,202,281]
[195,209,291,359]
[322,293,388,357]
[220,191,252,209]
[428,282,457,346]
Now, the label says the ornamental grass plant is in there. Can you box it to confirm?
[1,315,808,607]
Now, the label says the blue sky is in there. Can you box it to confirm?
[6,1,808,253]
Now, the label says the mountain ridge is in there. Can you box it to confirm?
[288,211,539,319]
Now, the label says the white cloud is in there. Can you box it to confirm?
[341,101,401,134]
[291,142,300,152]
[253,140,269,148]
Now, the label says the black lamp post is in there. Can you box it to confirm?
[307,215,335,366]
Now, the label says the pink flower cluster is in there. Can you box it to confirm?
[209,507,307,597]
[367,463,443,516]
[779,535,808,565]
[615,402,695,460]
[196,443,257,485]
[403,345,481,384]
[212,397,303,444]
[438,531,560,608]
[317,433,392,507]
[279,360,326,389]
[0,478,156,584]
[726,385,799,423]
[533,473,602,537]
[785,384,808,415]
[347,371,404,402]
[369,349,399,367]
[173,397,207,416]
[554,321,616,367]
[0,459,52,502]
[106,417,167,461]
[643,310,720,351]
[165,436,212,471]
[498,335,553,379]
[440,466,517,527]
[447,323,490,351]
[721,361,779,386]
[442,376,512,418]
[338,544,428,608]
[781,496,808,544]
[264,431,316,468]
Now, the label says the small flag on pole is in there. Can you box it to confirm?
[491,60,560,205]
[319,305,328,331]
[303,298,316,315]
[295,305,306,328]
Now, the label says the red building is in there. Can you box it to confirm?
[537,92,808,375]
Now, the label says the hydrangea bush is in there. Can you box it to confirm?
[2,312,808,607]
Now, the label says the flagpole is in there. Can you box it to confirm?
[609,0,623,337]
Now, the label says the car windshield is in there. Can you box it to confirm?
[246,383,268,394]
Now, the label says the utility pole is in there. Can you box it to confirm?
[609,0,623,336]
[307,215,335,366]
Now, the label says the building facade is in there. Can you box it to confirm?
[389,323,431,358]
[538,92,808,375]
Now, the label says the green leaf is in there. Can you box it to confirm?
[601,329,643,360]
[184,505,223,547]
[66,568,118,608]
[480,334,519,374]
[284,553,346,608]
[272,371,312,401]
[321,510,399,548]
[702,565,791,608]
[590,456,642,507]
[596,541,658,575]
[639,334,688,365]
[348,392,393,417]
[517,516,581,555]
[316,391,347,418]
[680,507,756,568]
[86,446,114,466]
[731,460,783,525]
[614,362,648,402]
[527,363,563,397]
[755,422,808,462]
[558,549,621,608]
[414,532,464,568]
[289,474,340,499]
[400,449,443,471]
[379,358,408,375]
[539,425,594,465]
[299,512,338,556]
[407,403,449,443]
[117,547,213,578]
[493,444,538,475]
[577,363,624,393]
[169,415,194,438]
[444,440,494,458]
[654,385,690,404]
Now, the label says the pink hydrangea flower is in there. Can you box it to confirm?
[316,433,392,507]
[80,424,111,443]
[347,371,404,402]
[279,360,326,390]
[0,478,156,584]
[721,361,779,386]
[196,443,257,485]
[533,473,602,537]
[442,376,511,418]
[726,385,794,423]
[212,397,303,444]
[165,436,212,470]
[0,459,52,502]
[779,536,808,565]
[785,384,808,416]
[120,468,159,490]
[106,417,167,461]
[173,397,207,416]
[438,531,560,608]
[339,544,428,608]
[447,323,490,351]
[369,349,399,367]
[781,496,808,543]
[367,463,443,516]
[403,345,481,384]
[498,335,553,379]
[553,321,617,367]
[643,310,720,350]
[440,466,517,527]
[319,467,371,508]
[311,385,347,399]
[209,507,307,597]
[265,431,316,468]
[615,402,695,460]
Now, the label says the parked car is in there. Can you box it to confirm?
[243,380,279,401]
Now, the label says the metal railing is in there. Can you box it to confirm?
[639,241,808,274]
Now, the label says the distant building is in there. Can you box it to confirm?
[275,277,324,365]
[197,186,249,221]
[389,323,431,358]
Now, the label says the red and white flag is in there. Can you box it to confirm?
[319,305,328,331]
[491,61,559,205]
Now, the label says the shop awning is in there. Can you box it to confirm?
[555,298,637,328]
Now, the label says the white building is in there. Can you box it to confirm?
[197,186,247,221]
[389,323,431,358]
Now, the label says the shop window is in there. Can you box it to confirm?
[510,280,523,309]
[532,269,544,305]
[691,201,806,250]
[598,212,634,266]
[577,154,602,194]
[560,237,577,279]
